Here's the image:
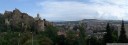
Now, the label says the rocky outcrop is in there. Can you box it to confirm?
[3,8,34,31]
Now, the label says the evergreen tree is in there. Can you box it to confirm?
[78,26,86,45]
[103,23,113,44]
[118,20,128,43]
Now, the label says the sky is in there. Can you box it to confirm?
[0,0,128,21]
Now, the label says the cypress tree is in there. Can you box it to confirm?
[103,23,113,45]
[118,20,128,43]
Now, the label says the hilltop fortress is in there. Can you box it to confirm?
[0,8,53,32]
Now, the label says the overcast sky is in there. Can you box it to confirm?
[0,0,128,21]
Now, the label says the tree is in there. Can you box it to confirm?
[20,32,32,45]
[66,30,79,45]
[0,14,6,32]
[103,23,113,45]
[39,37,53,45]
[87,36,98,45]
[0,32,20,45]
[57,35,66,45]
[78,26,86,45]
[118,20,128,43]
[112,29,118,43]
[44,26,58,45]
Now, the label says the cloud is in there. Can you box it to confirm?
[89,0,128,19]
[38,0,128,21]
[90,0,127,5]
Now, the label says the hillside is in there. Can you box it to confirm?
[0,8,49,32]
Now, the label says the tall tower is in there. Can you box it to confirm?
[37,13,40,19]
[35,13,41,20]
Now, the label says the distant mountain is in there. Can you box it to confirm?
[53,19,128,25]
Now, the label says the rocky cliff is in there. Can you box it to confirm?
[1,8,34,32]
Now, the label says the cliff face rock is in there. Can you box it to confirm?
[10,8,34,23]
[4,11,13,18]
[3,8,34,31]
